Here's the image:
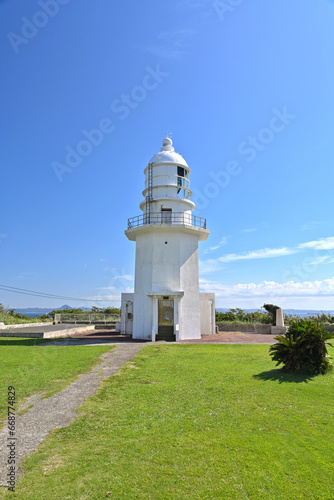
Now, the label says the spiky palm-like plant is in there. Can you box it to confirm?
[269,320,334,374]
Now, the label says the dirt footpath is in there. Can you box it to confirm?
[0,343,145,486]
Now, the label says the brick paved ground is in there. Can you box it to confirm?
[72,330,277,344]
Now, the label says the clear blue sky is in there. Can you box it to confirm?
[1,0,334,311]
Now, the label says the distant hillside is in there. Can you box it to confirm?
[13,305,89,318]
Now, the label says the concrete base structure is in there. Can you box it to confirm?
[0,322,53,330]
[121,292,215,341]
[126,226,209,341]
[271,326,289,334]
[276,308,285,327]
[217,323,289,334]
[0,325,95,339]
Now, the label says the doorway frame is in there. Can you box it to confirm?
[147,290,184,342]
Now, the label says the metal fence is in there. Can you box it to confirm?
[54,313,121,324]
[128,212,207,230]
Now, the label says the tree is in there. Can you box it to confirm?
[262,304,280,325]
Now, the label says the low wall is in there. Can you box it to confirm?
[218,322,334,334]
[0,322,52,330]
[0,332,44,338]
[217,323,272,334]
[43,326,95,339]
[0,325,95,339]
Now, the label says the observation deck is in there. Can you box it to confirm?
[127,212,206,230]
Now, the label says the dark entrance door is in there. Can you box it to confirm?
[157,299,175,341]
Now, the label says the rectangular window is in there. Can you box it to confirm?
[177,166,185,177]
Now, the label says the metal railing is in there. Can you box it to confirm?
[127,212,207,230]
[54,313,121,324]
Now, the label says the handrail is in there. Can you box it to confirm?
[127,212,206,230]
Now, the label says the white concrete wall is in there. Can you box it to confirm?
[200,293,216,335]
[120,293,134,335]
[140,198,194,214]
[145,201,193,215]
[133,235,153,340]
[179,234,201,340]
[122,284,216,340]
[133,228,202,340]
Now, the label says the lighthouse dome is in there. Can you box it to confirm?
[149,137,189,168]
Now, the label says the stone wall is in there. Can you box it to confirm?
[217,323,272,334]
[218,322,334,334]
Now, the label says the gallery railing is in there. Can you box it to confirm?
[127,212,207,230]
[54,313,121,324]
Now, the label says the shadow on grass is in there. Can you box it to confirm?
[0,338,48,346]
[253,368,315,384]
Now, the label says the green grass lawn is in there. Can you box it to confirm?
[3,344,333,500]
[0,338,114,422]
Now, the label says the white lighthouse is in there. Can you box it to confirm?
[121,137,215,341]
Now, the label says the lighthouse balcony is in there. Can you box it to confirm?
[127,212,206,230]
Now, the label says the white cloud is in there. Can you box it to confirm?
[96,287,116,290]
[299,237,334,250]
[203,236,228,254]
[206,245,220,252]
[242,228,256,233]
[201,237,334,275]
[114,275,134,281]
[84,295,121,302]
[307,256,331,266]
[199,259,224,274]
[300,221,321,231]
[217,247,297,263]
[199,277,334,299]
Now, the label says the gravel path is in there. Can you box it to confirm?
[0,343,146,485]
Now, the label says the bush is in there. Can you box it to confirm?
[269,319,334,374]
[307,312,334,324]
[215,308,273,325]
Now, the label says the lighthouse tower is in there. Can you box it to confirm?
[123,137,214,341]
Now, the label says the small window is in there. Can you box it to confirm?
[177,166,185,177]
[163,296,169,300]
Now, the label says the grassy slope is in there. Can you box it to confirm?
[6,344,334,500]
[0,314,49,325]
[0,339,114,422]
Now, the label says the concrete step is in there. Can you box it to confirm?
[156,334,176,342]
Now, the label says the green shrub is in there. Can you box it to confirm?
[215,308,273,325]
[307,312,334,324]
[269,319,334,374]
